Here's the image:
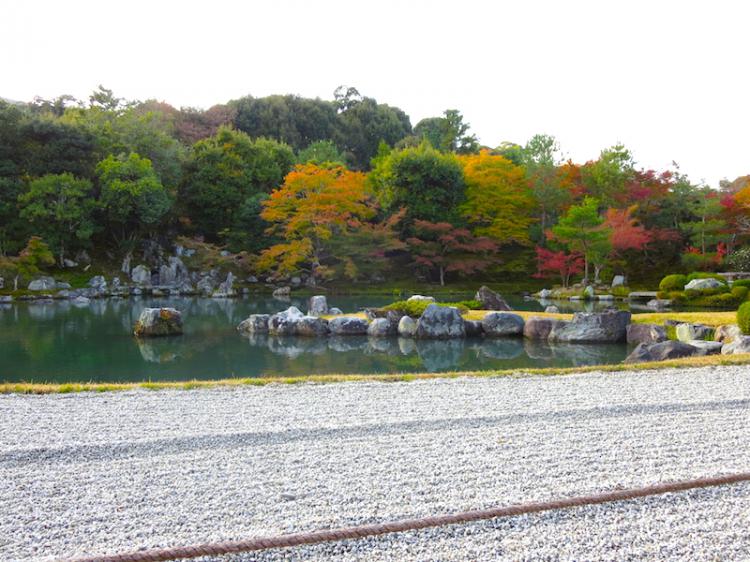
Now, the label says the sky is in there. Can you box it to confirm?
[3,0,749,186]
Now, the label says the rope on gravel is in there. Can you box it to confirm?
[63,471,750,562]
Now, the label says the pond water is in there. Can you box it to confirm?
[0,295,632,383]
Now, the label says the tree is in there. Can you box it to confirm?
[550,197,610,283]
[258,164,375,281]
[532,247,584,288]
[414,109,478,154]
[407,220,499,286]
[179,126,294,248]
[369,141,465,230]
[680,187,726,256]
[297,140,345,166]
[96,153,172,251]
[14,236,55,290]
[581,144,635,206]
[459,151,535,246]
[18,173,96,265]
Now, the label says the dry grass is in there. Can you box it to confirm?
[630,311,736,327]
[3,353,750,395]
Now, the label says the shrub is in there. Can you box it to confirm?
[611,286,630,298]
[731,285,750,301]
[731,279,750,288]
[738,302,750,335]
[659,274,687,292]
[382,299,480,317]
[727,247,750,271]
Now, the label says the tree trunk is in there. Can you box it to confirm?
[439,266,445,287]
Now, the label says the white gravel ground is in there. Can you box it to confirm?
[1,366,749,561]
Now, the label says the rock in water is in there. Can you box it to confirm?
[398,316,417,337]
[308,295,328,316]
[268,306,304,336]
[624,340,706,363]
[28,276,57,291]
[295,316,329,337]
[415,304,465,339]
[626,323,667,345]
[464,319,484,337]
[368,318,395,337]
[482,312,525,337]
[237,314,270,334]
[133,308,183,337]
[523,317,565,340]
[328,316,369,336]
[131,265,152,287]
[474,286,511,311]
[549,310,631,343]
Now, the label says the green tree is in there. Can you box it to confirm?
[14,236,55,290]
[551,197,610,283]
[297,140,345,166]
[581,144,634,206]
[369,141,466,230]
[96,153,172,251]
[680,186,726,255]
[179,126,294,249]
[414,109,478,154]
[18,173,96,265]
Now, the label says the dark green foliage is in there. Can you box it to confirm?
[731,285,749,301]
[738,302,750,335]
[731,279,750,288]
[658,274,687,292]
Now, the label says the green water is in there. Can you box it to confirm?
[0,295,630,383]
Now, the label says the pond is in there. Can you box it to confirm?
[0,295,632,383]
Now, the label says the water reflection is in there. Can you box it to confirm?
[0,295,630,383]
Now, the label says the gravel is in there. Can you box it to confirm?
[1,365,749,561]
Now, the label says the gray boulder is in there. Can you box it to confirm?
[407,294,435,303]
[624,340,706,363]
[611,275,626,288]
[213,272,236,297]
[675,323,713,342]
[329,316,369,336]
[63,259,78,268]
[237,314,270,334]
[549,310,631,343]
[684,278,725,291]
[196,276,215,296]
[398,316,417,338]
[273,286,291,298]
[295,316,329,337]
[329,307,343,315]
[368,317,396,337]
[28,277,56,291]
[544,305,560,313]
[88,275,107,291]
[56,281,72,290]
[178,282,196,295]
[538,289,553,299]
[131,265,152,287]
[626,323,667,345]
[415,304,466,339]
[715,324,742,343]
[133,307,183,337]
[482,312,525,337]
[464,319,484,338]
[158,256,189,287]
[308,295,328,317]
[523,317,566,340]
[646,298,672,310]
[721,335,750,355]
[474,286,511,311]
[686,340,723,354]
[268,306,304,336]
[583,285,595,299]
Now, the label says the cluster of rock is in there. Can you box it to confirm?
[623,320,749,362]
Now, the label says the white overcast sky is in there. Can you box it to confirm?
[3,0,749,186]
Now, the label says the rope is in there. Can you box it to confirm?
[63,471,750,562]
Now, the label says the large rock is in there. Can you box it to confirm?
[624,340,706,363]
[549,310,631,343]
[721,336,750,355]
[646,298,672,310]
[308,295,328,317]
[544,305,560,313]
[474,286,511,311]
[538,289,552,299]
[213,272,235,297]
[268,306,304,336]
[28,277,56,291]
[482,312,525,337]
[273,286,291,298]
[407,295,435,304]
[329,316,369,336]
[626,323,667,345]
[295,316,329,337]
[714,324,742,343]
[131,265,152,287]
[158,256,189,287]
[675,323,713,342]
[611,275,626,288]
[133,308,183,337]
[329,307,343,315]
[237,314,270,334]
[367,318,395,337]
[464,319,484,337]
[686,340,723,354]
[523,316,566,340]
[415,304,465,339]
[398,315,417,337]
[684,277,725,291]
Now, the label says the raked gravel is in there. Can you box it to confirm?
[1,365,750,561]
